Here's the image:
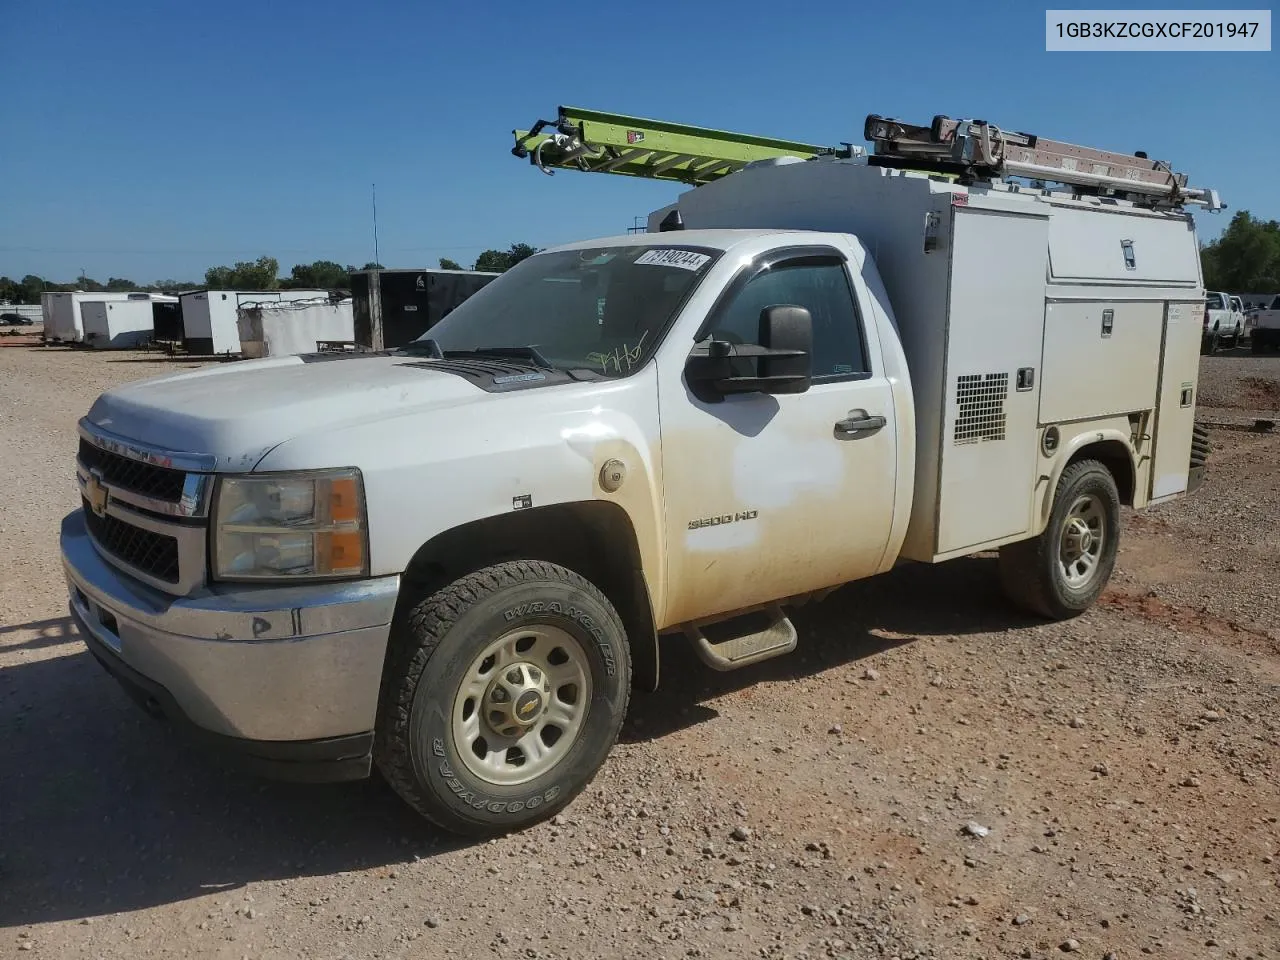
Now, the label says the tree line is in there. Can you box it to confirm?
[1200,211,1280,293]
[0,243,542,304]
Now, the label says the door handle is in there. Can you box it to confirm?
[834,410,887,436]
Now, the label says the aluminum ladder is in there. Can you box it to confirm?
[863,113,1223,210]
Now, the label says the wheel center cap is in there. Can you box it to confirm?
[484,661,549,738]
[514,689,544,721]
[1063,518,1095,558]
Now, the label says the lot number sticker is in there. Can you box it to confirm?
[635,249,711,271]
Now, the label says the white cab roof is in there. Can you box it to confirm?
[541,228,824,256]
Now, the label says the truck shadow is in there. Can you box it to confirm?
[0,555,1032,927]
[0,639,465,928]
[0,614,83,652]
[623,554,1041,743]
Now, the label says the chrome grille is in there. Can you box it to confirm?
[78,438,186,503]
[76,420,212,595]
[82,497,181,584]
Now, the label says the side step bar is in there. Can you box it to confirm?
[683,603,798,671]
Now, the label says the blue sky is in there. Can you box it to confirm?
[1,0,1275,284]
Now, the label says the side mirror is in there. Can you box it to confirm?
[686,304,813,402]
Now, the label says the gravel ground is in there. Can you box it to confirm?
[2,344,1277,960]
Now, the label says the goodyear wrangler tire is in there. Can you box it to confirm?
[997,459,1121,620]
[374,560,631,836]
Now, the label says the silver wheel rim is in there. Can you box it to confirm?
[1059,494,1106,589]
[451,624,592,786]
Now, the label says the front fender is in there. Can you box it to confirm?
[253,371,668,614]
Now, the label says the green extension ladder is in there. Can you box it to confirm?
[511,105,860,185]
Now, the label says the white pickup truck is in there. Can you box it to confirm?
[1201,291,1241,353]
[62,143,1213,836]
[1252,294,1280,353]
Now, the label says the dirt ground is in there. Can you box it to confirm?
[1,343,1277,960]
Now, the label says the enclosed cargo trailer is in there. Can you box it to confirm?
[151,298,184,342]
[350,268,499,350]
[81,296,178,349]
[237,299,355,359]
[179,289,332,355]
[42,291,141,342]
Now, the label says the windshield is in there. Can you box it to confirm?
[414,244,721,377]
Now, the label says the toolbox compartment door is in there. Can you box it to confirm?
[1150,300,1203,501]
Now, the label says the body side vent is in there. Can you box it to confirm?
[954,372,1010,444]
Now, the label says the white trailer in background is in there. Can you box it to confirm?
[81,296,179,349]
[237,299,355,359]
[41,291,140,343]
[179,289,332,355]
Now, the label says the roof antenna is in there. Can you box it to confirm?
[659,209,684,232]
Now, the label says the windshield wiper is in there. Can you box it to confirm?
[400,338,444,358]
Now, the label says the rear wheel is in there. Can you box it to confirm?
[374,560,632,836]
[998,459,1121,620]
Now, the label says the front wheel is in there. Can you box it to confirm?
[998,459,1121,620]
[374,560,632,836]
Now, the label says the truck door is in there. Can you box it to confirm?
[658,246,899,628]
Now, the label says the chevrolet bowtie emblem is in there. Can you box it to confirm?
[85,470,110,518]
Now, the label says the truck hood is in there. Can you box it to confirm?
[85,353,490,471]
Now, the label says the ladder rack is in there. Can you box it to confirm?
[508,104,1223,212]
[863,114,1223,210]
[512,106,862,185]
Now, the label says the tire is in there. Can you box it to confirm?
[998,459,1121,620]
[374,560,631,837]
[1253,336,1264,355]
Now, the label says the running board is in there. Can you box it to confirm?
[683,604,798,671]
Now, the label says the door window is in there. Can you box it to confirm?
[705,259,870,381]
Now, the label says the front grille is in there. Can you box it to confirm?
[78,438,186,503]
[82,497,181,584]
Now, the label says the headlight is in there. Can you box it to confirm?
[212,469,368,581]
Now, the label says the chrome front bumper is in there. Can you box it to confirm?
[62,509,399,760]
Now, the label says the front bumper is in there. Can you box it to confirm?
[61,510,400,781]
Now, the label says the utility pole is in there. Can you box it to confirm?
[372,183,380,267]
